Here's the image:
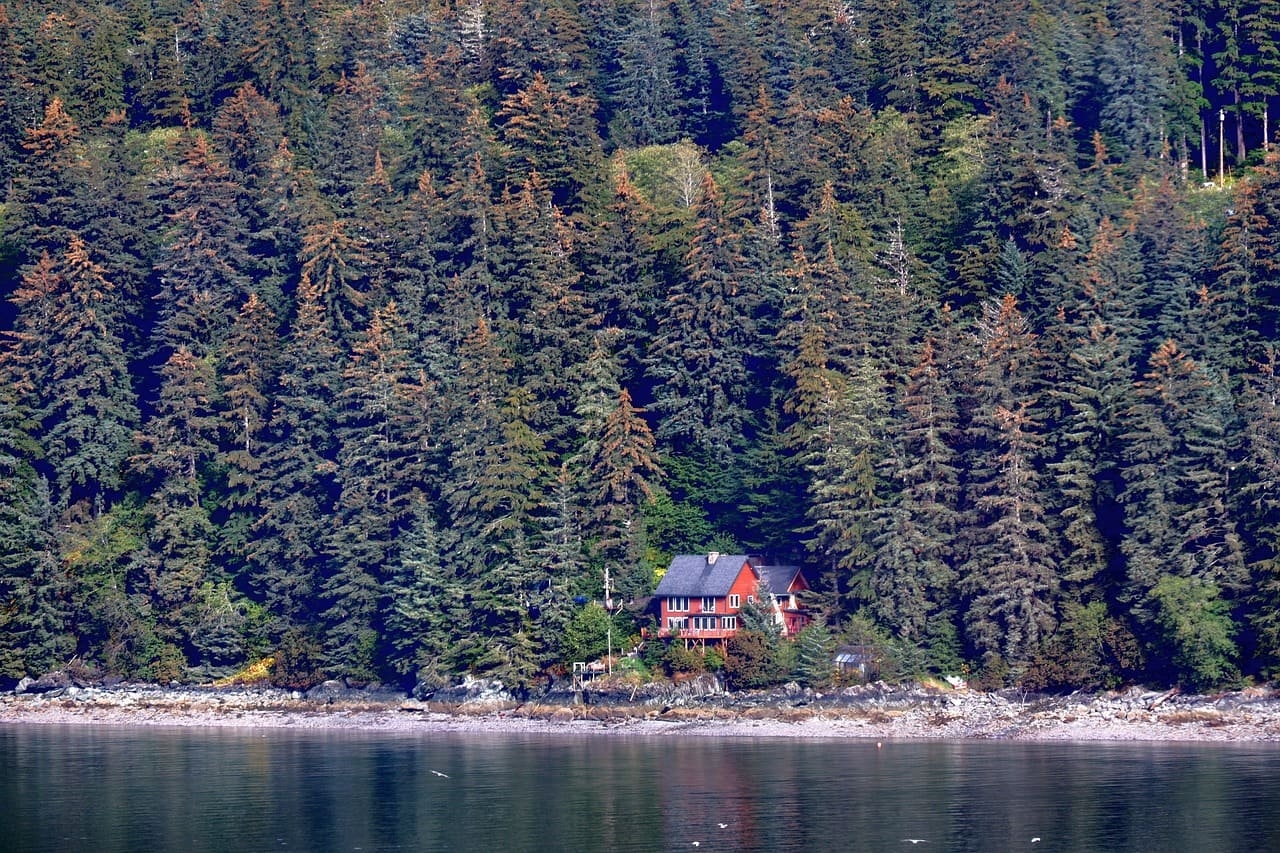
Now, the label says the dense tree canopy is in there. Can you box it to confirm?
[3,0,1280,693]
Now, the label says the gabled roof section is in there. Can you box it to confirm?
[654,554,752,597]
[755,564,803,596]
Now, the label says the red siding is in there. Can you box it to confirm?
[657,561,762,642]
[655,558,811,644]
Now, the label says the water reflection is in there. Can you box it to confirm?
[3,726,1279,852]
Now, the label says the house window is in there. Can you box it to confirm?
[667,616,688,631]
[721,616,737,631]
[747,595,755,604]
[729,594,740,609]
[667,596,689,612]
[692,616,717,631]
[701,597,716,612]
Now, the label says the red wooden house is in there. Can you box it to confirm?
[653,553,810,647]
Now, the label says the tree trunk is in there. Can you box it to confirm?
[1236,89,1246,162]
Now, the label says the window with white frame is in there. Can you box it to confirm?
[692,616,717,631]
[667,596,689,612]
[721,616,737,630]
[701,597,716,612]
[729,594,740,609]
[667,616,688,631]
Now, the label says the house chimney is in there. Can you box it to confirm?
[707,551,720,564]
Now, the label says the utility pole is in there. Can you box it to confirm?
[604,567,613,674]
[1220,108,1226,187]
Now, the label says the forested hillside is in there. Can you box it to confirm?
[2,0,1280,692]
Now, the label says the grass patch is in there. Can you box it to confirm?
[211,657,276,688]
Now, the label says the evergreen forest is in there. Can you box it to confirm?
[4,0,1280,694]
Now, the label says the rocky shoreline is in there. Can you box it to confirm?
[6,675,1280,742]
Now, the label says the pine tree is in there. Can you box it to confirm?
[321,302,430,678]
[870,338,962,646]
[211,84,285,181]
[585,386,662,599]
[298,218,382,345]
[40,236,139,511]
[486,0,597,93]
[1235,349,1280,675]
[219,293,279,506]
[441,317,552,655]
[440,106,501,326]
[648,173,756,459]
[1096,0,1182,163]
[152,133,257,360]
[6,98,89,262]
[525,464,591,664]
[800,356,891,615]
[1118,339,1245,680]
[0,388,69,680]
[246,273,340,629]
[1214,150,1280,368]
[496,71,604,209]
[130,24,193,128]
[3,252,62,402]
[315,63,390,206]
[236,0,319,138]
[400,51,472,186]
[383,501,467,685]
[129,346,228,673]
[490,173,599,449]
[586,156,659,380]
[606,0,681,146]
[135,347,220,497]
[1042,221,1139,595]
[793,616,837,688]
[959,296,1058,674]
[0,4,34,192]
[1241,0,1280,147]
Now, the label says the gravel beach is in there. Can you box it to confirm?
[6,682,1280,742]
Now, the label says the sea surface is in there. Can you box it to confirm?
[2,724,1279,852]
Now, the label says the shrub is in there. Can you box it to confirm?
[272,628,326,690]
[663,641,704,674]
[723,630,784,689]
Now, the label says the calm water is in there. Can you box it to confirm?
[3,725,1279,852]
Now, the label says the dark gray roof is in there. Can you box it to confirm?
[654,554,754,597]
[755,564,801,596]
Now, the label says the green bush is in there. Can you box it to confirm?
[663,641,705,674]
[272,628,327,690]
[723,630,784,689]
[562,603,613,664]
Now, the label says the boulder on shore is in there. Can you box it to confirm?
[305,679,405,704]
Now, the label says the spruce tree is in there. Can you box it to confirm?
[6,98,89,263]
[0,389,69,680]
[246,273,340,630]
[1118,339,1245,680]
[648,173,756,460]
[321,301,430,678]
[41,236,139,511]
[130,346,226,673]
[870,338,962,647]
[959,296,1058,674]
[152,133,257,360]
[585,386,662,599]
[384,501,467,685]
